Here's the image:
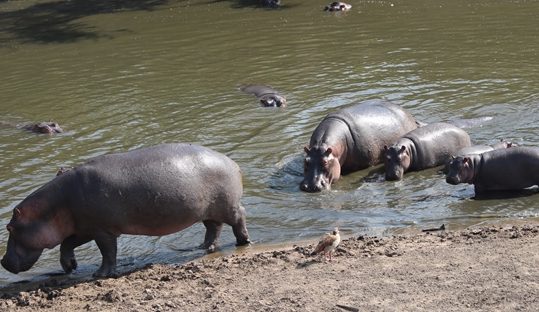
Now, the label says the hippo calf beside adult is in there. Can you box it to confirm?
[384,123,472,181]
[240,85,286,107]
[446,147,539,195]
[442,139,515,173]
[1,143,250,278]
[301,99,418,192]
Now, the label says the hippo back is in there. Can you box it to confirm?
[403,123,471,169]
[323,100,418,168]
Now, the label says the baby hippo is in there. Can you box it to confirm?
[442,139,516,173]
[384,123,471,181]
[446,147,539,195]
[324,2,352,11]
[240,85,286,107]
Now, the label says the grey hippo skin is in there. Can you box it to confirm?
[384,122,471,181]
[446,147,539,194]
[1,143,250,278]
[240,85,286,107]
[22,122,63,134]
[442,139,515,173]
[300,99,418,192]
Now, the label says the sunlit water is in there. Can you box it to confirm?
[0,0,538,286]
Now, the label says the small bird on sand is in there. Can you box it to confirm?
[312,228,341,261]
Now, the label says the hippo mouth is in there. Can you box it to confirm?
[446,176,460,185]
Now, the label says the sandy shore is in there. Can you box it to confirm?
[1,222,538,311]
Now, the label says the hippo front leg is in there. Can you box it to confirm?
[60,235,92,274]
[93,233,118,278]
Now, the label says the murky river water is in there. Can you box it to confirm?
[0,0,538,285]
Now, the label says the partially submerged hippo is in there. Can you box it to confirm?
[301,99,418,192]
[446,147,539,195]
[240,85,286,107]
[383,123,471,181]
[324,2,352,11]
[262,0,281,8]
[22,122,63,134]
[1,143,250,277]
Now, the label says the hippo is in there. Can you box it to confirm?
[1,143,250,278]
[300,99,418,192]
[324,2,352,11]
[22,122,63,134]
[384,123,471,181]
[446,147,539,194]
[441,139,515,173]
[240,85,286,107]
[262,0,281,8]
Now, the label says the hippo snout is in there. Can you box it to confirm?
[1,255,21,274]
[446,176,460,185]
[300,179,329,192]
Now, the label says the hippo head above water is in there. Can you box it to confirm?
[324,2,352,11]
[259,94,286,107]
[262,0,281,8]
[445,156,474,185]
[384,145,410,181]
[300,146,342,192]
[23,122,63,134]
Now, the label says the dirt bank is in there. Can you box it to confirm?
[1,222,538,311]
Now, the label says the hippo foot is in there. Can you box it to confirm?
[93,267,118,278]
[60,255,78,274]
[236,239,252,246]
[199,242,217,253]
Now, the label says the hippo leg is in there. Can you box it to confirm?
[60,235,92,274]
[231,206,250,246]
[93,233,118,278]
[201,220,223,252]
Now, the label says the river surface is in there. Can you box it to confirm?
[0,0,538,285]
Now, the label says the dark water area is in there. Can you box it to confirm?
[0,0,538,285]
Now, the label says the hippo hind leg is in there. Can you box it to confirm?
[231,205,250,246]
[201,220,223,252]
[60,235,92,274]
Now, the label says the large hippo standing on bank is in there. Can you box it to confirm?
[384,123,472,181]
[300,100,418,192]
[446,147,539,195]
[1,143,250,277]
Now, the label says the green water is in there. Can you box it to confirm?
[0,0,538,285]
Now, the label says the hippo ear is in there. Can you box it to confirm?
[463,157,470,164]
[383,145,388,151]
[399,146,406,153]
[324,147,333,157]
[304,146,310,154]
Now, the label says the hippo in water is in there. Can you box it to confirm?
[262,0,281,8]
[441,139,516,173]
[240,85,286,107]
[324,2,352,11]
[446,147,539,195]
[22,122,63,134]
[300,99,418,192]
[1,143,250,277]
[383,123,471,181]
